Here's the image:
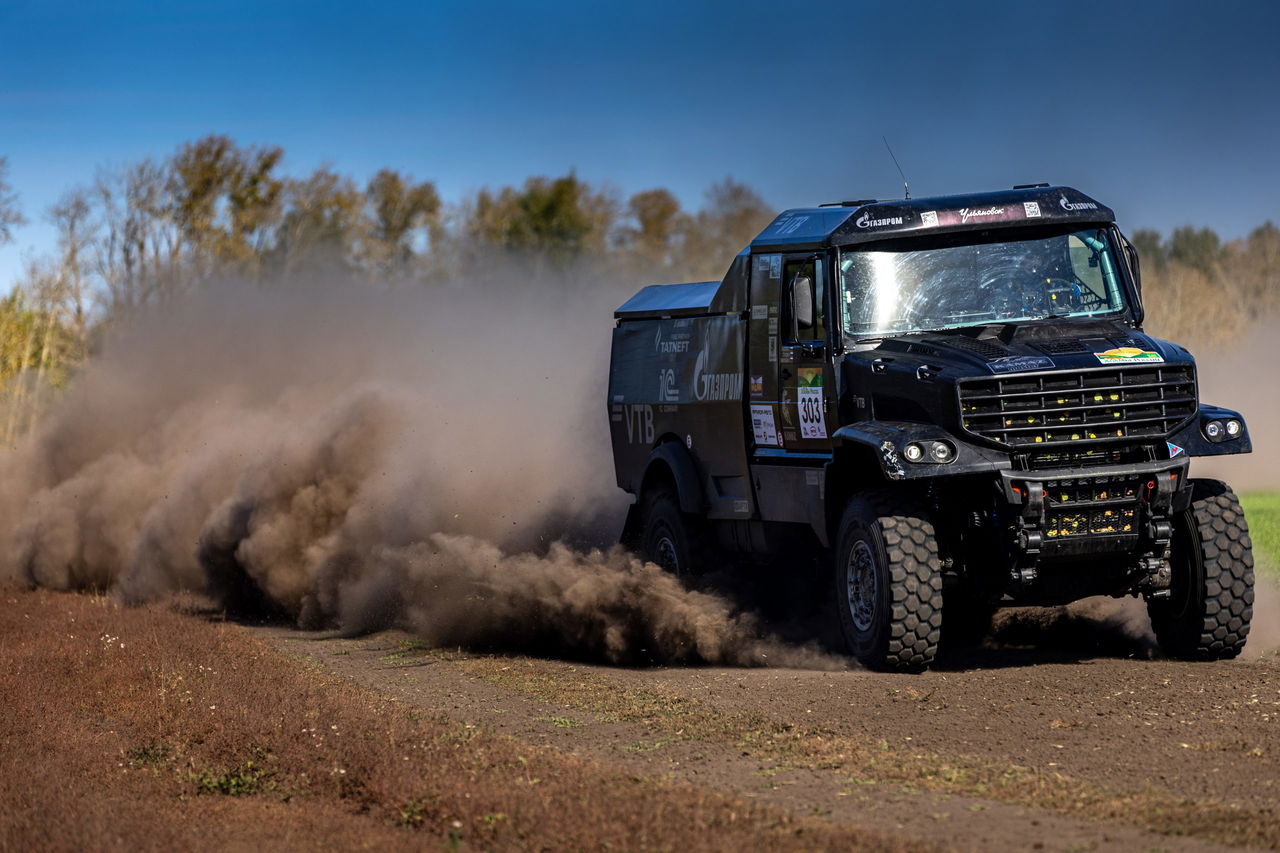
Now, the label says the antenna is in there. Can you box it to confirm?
[882,136,910,200]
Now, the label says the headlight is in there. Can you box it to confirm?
[930,441,955,462]
[903,443,924,462]
[1204,420,1224,441]
[1225,419,1242,437]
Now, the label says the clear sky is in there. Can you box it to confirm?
[1,0,1277,286]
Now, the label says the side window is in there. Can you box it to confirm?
[783,257,826,343]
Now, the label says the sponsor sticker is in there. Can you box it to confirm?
[1095,347,1164,364]
[774,214,810,235]
[880,440,905,481]
[658,367,678,402]
[796,368,826,439]
[856,211,904,229]
[654,327,691,354]
[733,499,750,514]
[751,304,769,320]
[989,355,1055,374]
[769,256,782,279]
[959,206,1005,223]
[750,404,780,446]
[768,335,777,362]
[920,210,938,227]
[1023,201,1041,218]
[1059,194,1099,212]
[692,343,743,400]
[749,375,764,397]
[623,405,654,444]
[1167,441,1185,458]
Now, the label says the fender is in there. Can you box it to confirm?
[641,440,706,514]
[1166,404,1251,458]
[833,421,1010,481]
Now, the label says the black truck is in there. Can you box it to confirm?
[608,185,1254,671]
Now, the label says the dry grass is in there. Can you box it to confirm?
[0,586,924,852]
[454,655,1280,849]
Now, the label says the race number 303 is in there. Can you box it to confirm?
[798,386,826,439]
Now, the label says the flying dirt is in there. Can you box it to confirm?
[0,268,831,667]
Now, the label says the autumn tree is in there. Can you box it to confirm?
[363,169,441,275]
[619,188,687,270]
[1167,225,1223,275]
[267,167,364,275]
[466,174,616,259]
[168,135,283,275]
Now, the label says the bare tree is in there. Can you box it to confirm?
[49,189,94,359]
[0,157,26,246]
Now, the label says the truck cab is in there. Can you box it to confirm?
[608,185,1254,671]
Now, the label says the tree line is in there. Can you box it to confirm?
[0,138,1276,441]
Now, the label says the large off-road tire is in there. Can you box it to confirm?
[1148,479,1254,660]
[638,489,714,577]
[834,490,943,671]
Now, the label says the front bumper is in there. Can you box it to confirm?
[999,457,1189,559]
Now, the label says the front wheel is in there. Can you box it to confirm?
[1148,479,1254,660]
[834,490,943,671]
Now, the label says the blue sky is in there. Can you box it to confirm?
[1,0,1277,285]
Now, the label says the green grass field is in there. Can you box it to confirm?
[1241,492,1280,578]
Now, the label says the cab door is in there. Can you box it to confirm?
[777,253,835,452]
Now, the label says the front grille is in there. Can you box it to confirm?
[1025,445,1149,470]
[958,364,1196,448]
[1043,474,1143,540]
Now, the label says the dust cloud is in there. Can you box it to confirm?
[0,269,836,669]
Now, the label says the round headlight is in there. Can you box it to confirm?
[1205,420,1224,440]
[930,441,954,462]
[903,443,924,462]
[1225,419,1242,437]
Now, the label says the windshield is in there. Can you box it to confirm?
[838,227,1128,339]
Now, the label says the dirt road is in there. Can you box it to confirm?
[267,625,1279,853]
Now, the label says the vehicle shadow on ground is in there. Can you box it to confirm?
[691,562,1161,673]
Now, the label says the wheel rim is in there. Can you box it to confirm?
[846,539,877,632]
[653,531,680,575]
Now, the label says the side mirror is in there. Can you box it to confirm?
[792,274,814,330]
[1117,231,1144,326]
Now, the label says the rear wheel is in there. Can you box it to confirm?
[834,490,943,671]
[1148,479,1253,660]
[639,489,713,577]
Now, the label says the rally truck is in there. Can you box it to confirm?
[607,184,1254,671]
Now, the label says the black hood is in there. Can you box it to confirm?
[869,320,1186,374]
[839,319,1197,444]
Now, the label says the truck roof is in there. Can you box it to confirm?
[750,185,1114,252]
[613,280,722,320]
